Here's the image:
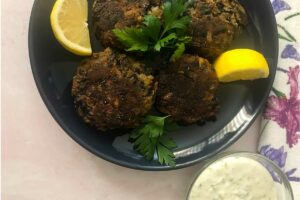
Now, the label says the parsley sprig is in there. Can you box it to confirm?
[113,0,193,61]
[129,115,178,167]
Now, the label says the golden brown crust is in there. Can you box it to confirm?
[72,48,157,131]
[187,0,248,59]
[92,0,162,48]
[156,54,219,124]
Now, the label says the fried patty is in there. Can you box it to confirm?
[187,0,248,59]
[92,0,162,48]
[156,54,219,124]
[72,48,157,131]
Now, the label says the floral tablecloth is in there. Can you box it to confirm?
[259,0,300,198]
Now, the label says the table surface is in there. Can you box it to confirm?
[2,0,260,199]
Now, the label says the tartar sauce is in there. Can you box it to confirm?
[188,156,278,200]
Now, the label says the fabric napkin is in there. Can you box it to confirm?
[258,0,300,198]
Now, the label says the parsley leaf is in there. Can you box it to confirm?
[157,138,176,167]
[129,115,178,166]
[154,33,177,51]
[162,0,192,33]
[112,28,149,52]
[170,43,186,61]
[167,16,192,30]
[113,0,192,61]
[143,15,161,41]
[178,36,193,43]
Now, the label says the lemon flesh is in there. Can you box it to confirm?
[50,0,92,56]
[214,49,269,82]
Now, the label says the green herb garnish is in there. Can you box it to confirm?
[129,115,178,167]
[113,0,193,60]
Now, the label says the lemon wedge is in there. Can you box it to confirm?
[50,0,92,56]
[214,49,269,82]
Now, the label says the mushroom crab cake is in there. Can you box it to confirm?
[156,54,219,124]
[187,0,248,59]
[72,48,157,131]
[92,0,162,48]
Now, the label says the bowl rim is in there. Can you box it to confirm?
[28,0,278,171]
[187,152,294,200]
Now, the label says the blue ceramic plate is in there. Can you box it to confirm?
[29,0,278,170]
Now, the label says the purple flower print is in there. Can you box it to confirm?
[264,66,300,147]
[260,145,286,168]
[260,145,300,182]
[272,0,291,14]
[281,45,300,61]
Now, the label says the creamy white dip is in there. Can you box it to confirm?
[188,156,278,200]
